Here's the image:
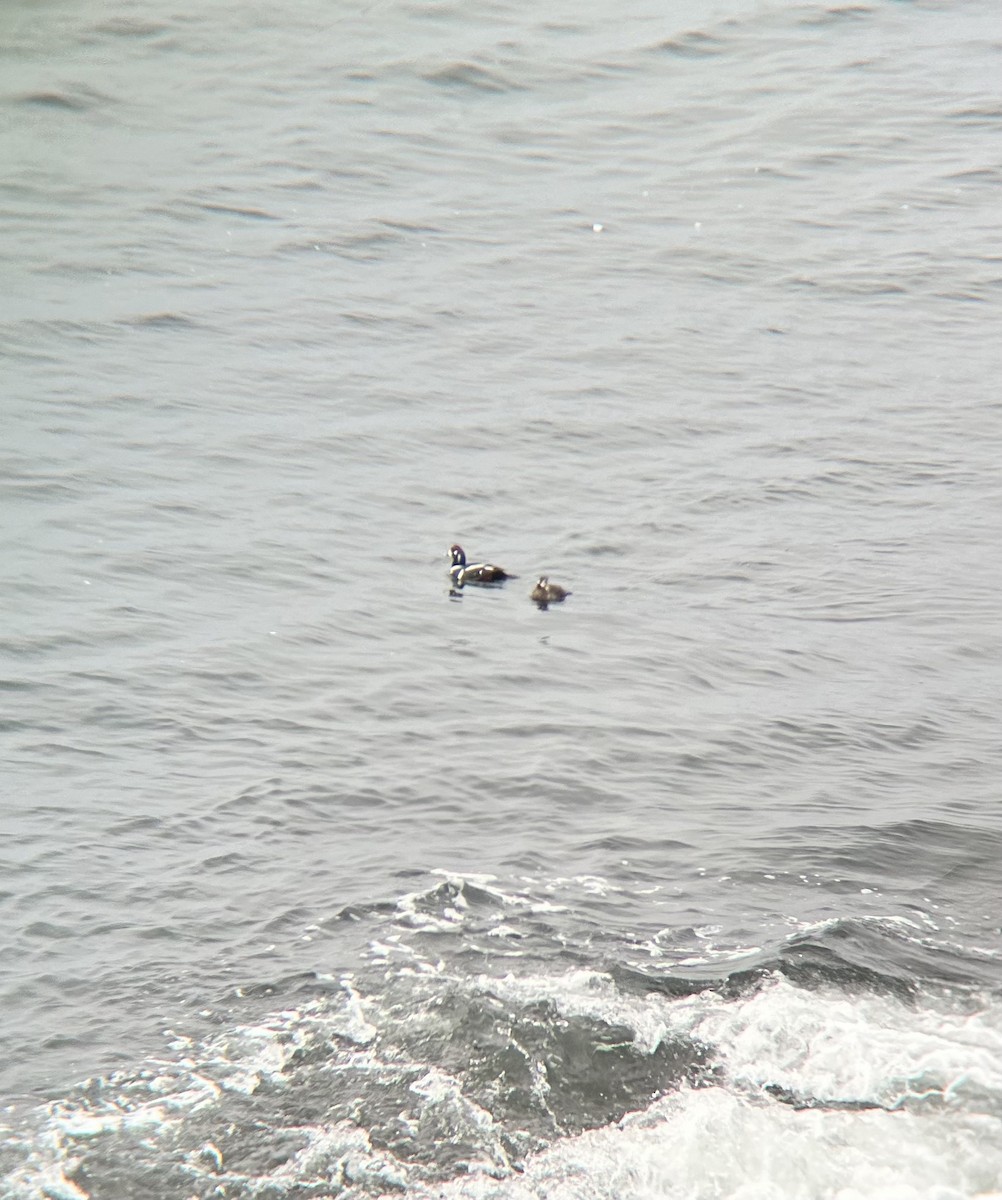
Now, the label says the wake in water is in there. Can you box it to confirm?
[3,875,1000,1200]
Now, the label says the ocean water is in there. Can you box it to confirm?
[2,0,1002,1196]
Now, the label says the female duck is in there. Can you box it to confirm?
[449,544,516,586]
[531,577,571,607]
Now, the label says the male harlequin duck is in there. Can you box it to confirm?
[449,544,516,586]
[531,577,571,607]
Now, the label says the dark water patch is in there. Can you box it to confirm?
[766,714,947,755]
[19,740,112,761]
[763,1082,889,1112]
[796,5,875,26]
[944,169,1002,192]
[377,217,444,236]
[200,851,246,874]
[296,229,407,261]
[769,926,920,999]
[23,920,78,941]
[933,286,995,304]
[611,963,721,999]
[121,312,202,329]
[2,317,121,345]
[90,17,172,39]
[947,105,1002,126]
[385,984,708,1140]
[0,716,36,734]
[335,898,399,922]
[831,819,1002,882]
[422,61,527,94]
[626,923,918,1001]
[652,32,727,59]
[338,307,437,331]
[16,91,91,111]
[196,201,280,221]
[0,677,40,693]
[783,914,995,994]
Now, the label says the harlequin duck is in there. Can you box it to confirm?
[449,544,516,586]
[531,577,571,607]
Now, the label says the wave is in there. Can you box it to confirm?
[3,875,1000,1199]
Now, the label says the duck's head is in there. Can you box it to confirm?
[449,544,467,567]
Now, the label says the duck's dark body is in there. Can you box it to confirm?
[449,544,516,586]
[531,576,571,607]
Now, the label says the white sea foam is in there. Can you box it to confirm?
[669,974,1002,1111]
[440,964,1002,1199]
[411,1086,1002,1200]
[483,964,1002,1116]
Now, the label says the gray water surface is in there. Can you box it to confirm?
[2,1,1001,1193]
